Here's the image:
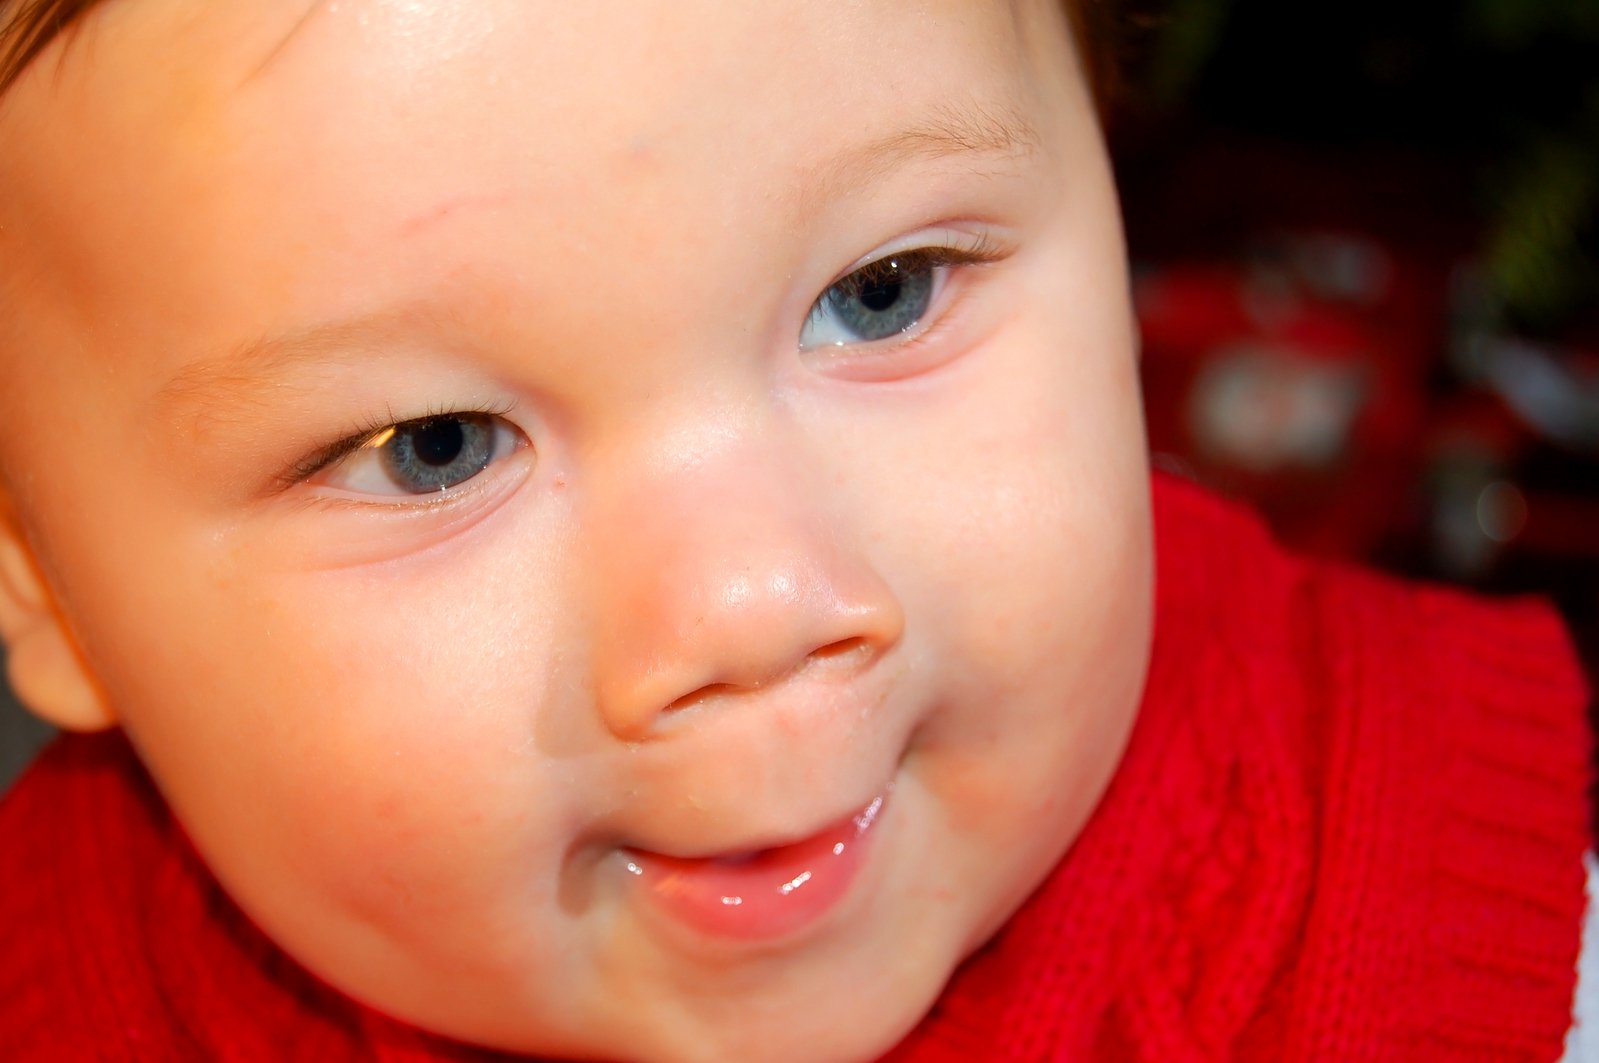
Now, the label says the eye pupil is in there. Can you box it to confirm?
[410,418,466,467]
[858,276,903,313]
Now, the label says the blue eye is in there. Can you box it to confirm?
[382,416,495,491]
[315,413,525,497]
[800,251,941,349]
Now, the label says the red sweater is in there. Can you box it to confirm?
[1,476,1590,1061]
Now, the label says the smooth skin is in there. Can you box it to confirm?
[0,1,1152,1060]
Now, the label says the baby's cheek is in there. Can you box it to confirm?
[263,638,537,852]
[143,565,564,949]
[232,695,567,984]
[904,441,1148,842]
[284,749,520,929]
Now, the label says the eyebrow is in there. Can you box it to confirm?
[154,307,450,433]
[801,100,1042,210]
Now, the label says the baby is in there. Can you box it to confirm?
[0,2,1589,1061]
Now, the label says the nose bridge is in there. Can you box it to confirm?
[584,418,901,741]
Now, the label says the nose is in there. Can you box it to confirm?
[584,440,904,742]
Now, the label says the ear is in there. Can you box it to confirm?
[0,517,117,732]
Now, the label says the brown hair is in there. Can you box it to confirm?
[1063,0,1120,114]
[1,0,1118,102]
[0,0,106,96]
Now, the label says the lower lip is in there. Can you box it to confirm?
[624,793,887,942]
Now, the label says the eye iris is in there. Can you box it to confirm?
[384,415,496,493]
[831,256,934,342]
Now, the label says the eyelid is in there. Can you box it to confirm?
[275,401,519,492]
[802,293,968,382]
[293,463,509,514]
[823,228,1006,290]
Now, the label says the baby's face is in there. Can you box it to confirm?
[0,1,1151,1059]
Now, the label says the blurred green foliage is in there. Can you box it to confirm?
[1464,0,1599,45]
[1464,0,1598,332]
[1485,95,1598,328]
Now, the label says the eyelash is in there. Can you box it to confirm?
[825,233,1004,310]
[279,400,517,490]
[846,239,998,288]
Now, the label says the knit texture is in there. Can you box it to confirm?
[0,475,1590,1061]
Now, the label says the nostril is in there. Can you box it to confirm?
[664,682,738,715]
[793,636,879,683]
[811,636,870,662]
[659,639,875,718]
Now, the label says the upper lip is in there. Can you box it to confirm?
[620,785,889,862]
[590,670,915,861]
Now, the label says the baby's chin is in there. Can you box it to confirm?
[415,926,956,1063]
[620,976,946,1063]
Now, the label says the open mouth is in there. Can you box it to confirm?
[623,792,888,942]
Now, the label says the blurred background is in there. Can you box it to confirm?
[1114,0,1598,669]
[2,0,1596,793]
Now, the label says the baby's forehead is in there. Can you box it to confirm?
[0,0,1085,450]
